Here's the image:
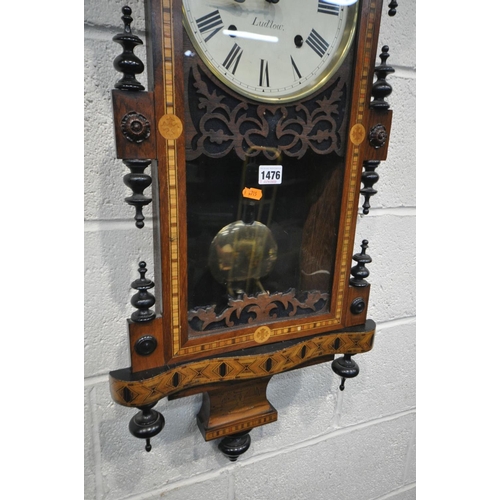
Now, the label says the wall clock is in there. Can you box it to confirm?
[108,0,398,460]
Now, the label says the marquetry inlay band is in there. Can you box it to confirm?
[161,1,183,354]
[110,326,375,407]
[204,413,278,441]
[158,113,183,139]
[350,123,366,146]
[254,326,272,344]
[333,0,378,324]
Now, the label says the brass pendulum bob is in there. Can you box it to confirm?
[208,201,277,298]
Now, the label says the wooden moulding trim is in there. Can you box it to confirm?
[154,0,384,361]
[109,320,376,407]
[331,0,383,320]
[363,109,393,161]
[196,378,278,440]
[203,412,278,441]
[112,90,156,160]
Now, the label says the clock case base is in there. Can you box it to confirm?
[110,320,375,451]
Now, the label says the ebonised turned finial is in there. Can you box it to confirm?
[218,431,252,461]
[388,1,398,16]
[113,6,145,91]
[123,159,153,229]
[360,160,380,215]
[129,403,165,452]
[331,354,360,391]
[350,240,372,287]
[371,46,394,110]
[131,261,156,322]
[121,5,133,33]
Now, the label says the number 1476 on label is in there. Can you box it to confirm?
[259,165,282,185]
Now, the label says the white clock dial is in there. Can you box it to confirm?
[182,0,358,103]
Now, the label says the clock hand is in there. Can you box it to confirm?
[209,1,277,15]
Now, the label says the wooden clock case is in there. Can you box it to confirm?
[108,0,397,459]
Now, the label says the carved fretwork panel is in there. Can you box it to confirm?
[188,289,329,333]
[183,34,355,161]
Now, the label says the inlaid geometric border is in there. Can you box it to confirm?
[161,1,183,356]
[333,0,378,323]
[204,413,278,441]
[110,325,375,407]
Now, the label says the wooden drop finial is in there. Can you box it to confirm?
[129,403,165,452]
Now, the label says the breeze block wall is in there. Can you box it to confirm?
[84,1,416,499]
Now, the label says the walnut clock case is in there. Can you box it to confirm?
[108,0,398,461]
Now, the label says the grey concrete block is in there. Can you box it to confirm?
[233,413,416,500]
[85,387,97,500]
[355,214,416,323]
[379,0,416,70]
[84,34,149,222]
[84,227,154,376]
[337,321,416,425]
[84,0,146,32]
[364,76,416,211]
[91,382,225,499]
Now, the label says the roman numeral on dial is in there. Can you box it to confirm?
[317,0,340,15]
[290,56,302,80]
[306,29,329,58]
[195,10,224,42]
[259,60,270,87]
[223,43,243,74]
